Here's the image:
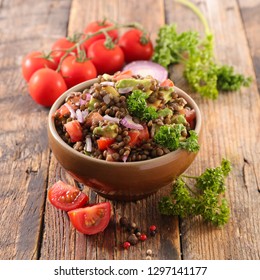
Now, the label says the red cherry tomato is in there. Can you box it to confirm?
[48,180,89,211]
[28,68,67,107]
[51,37,78,63]
[119,29,153,63]
[87,39,125,75]
[64,120,83,143]
[22,51,58,82]
[68,202,111,235]
[82,20,118,52]
[60,55,97,88]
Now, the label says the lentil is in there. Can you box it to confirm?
[54,73,196,162]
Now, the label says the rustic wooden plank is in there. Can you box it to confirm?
[238,0,260,91]
[165,0,260,259]
[0,0,72,259]
[40,0,182,260]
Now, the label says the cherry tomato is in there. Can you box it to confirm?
[60,55,97,88]
[97,137,115,151]
[119,29,153,63]
[22,51,58,82]
[87,39,125,75]
[68,202,111,235]
[28,68,67,107]
[48,180,89,211]
[51,37,78,63]
[64,120,83,143]
[184,108,196,129]
[82,20,118,52]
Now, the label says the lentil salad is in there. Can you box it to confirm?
[53,71,199,162]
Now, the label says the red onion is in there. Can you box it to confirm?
[85,93,91,101]
[118,87,133,94]
[64,103,76,118]
[76,109,83,123]
[122,155,128,163]
[79,98,87,106]
[85,136,92,152]
[100,81,115,87]
[81,109,89,120]
[103,94,111,104]
[121,115,144,130]
[123,60,168,82]
[103,114,120,124]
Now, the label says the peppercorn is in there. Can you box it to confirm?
[119,217,129,227]
[149,225,157,232]
[122,241,131,250]
[139,234,147,241]
[150,230,157,237]
[127,234,139,245]
[146,249,153,256]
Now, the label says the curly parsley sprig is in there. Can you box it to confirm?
[152,0,252,99]
[158,159,231,227]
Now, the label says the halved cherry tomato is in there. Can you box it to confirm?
[48,180,89,211]
[160,79,174,87]
[113,70,133,81]
[128,130,140,147]
[64,120,83,142]
[68,202,111,235]
[97,137,115,151]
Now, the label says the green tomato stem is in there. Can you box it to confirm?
[55,22,146,72]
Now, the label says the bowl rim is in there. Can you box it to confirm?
[48,78,202,166]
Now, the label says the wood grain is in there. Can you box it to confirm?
[165,0,260,260]
[0,0,72,259]
[0,0,259,260]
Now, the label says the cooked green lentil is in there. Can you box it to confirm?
[54,73,198,162]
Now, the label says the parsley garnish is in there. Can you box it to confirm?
[158,159,231,227]
[152,1,252,99]
[126,90,158,121]
[154,124,199,152]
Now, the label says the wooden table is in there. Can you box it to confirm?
[0,0,259,260]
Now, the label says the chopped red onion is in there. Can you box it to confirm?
[103,94,111,104]
[118,87,133,94]
[121,115,144,130]
[100,81,115,87]
[76,109,83,123]
[122,155,128,163]
[81,109,89,120]
[103,114,120,124]
[85,93,91,101]
[85,136,92,152]
[64,103,76,118]
[79,98,87,106]
[123,60,168,82]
